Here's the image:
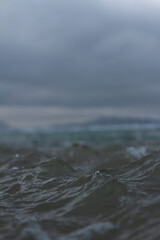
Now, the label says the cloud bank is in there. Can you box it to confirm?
[1,0,160,126]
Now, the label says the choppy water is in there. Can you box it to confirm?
[0,126,160,240]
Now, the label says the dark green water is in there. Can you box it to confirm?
[0,126,160,240]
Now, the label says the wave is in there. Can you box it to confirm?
[0,144,160,240]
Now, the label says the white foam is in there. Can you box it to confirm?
[12,167,19,170]
[126,146,147,159]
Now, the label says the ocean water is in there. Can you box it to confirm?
[0,125,160,240]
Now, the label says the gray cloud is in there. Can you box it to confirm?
[1,0,160,115]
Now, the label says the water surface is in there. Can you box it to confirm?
[0,125,160,240]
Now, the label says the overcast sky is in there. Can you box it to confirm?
[1,0,160,127]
